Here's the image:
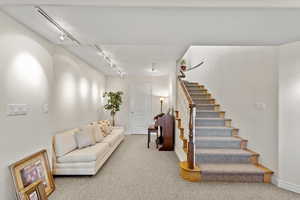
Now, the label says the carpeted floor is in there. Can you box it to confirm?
[50,135,300,200]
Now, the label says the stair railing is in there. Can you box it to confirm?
[177,70,196,169]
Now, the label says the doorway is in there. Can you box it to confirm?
[128,81,152,134]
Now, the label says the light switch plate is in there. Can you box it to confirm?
[255,102,266,110]
[42,103,49,113]
[7,104,28,116]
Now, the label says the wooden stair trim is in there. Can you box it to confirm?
[255,164,274,183]
[174,110,188,154]
[179,161,201,182]
[232,135,248,149]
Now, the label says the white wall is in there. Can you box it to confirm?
[183,46,279,174]
[105,75,170,133]
[0,11,106,200]
[50,48,106,132]
[278,42,300,193]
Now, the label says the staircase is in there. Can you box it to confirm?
[176,81,273,183]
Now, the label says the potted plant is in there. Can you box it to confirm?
[103,91,123,126]
[180,59,187,71]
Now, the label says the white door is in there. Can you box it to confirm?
[128,82,152,134]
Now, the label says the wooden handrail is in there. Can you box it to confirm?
[178,70,195,169]
[178,71,195,108]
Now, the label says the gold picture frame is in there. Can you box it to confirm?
[10,150,55,200]
[21,180,48,200]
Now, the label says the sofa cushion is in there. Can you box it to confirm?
[102,133,121,146]
[57,142,110,163]
[55,128,79,157]
[111,127,124,136]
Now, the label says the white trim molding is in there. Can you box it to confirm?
[272,176,300,194]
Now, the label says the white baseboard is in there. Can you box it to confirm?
[272,176,300,194]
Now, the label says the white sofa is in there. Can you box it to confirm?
[52,125,125,175]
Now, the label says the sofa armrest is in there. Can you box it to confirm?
[112,126,125,134]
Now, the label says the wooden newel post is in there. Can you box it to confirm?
[187,104,195,169]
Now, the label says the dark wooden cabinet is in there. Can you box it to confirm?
[155,113,175,151]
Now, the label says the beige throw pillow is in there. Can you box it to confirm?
[55,129,79,157]
[75,126,96,148]
[99,120,113,136]
[94,125,104,142]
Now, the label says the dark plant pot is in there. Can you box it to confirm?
[180,65,187,71]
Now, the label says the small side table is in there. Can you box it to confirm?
[148,125,158,148]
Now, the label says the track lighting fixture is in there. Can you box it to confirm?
[94,44,125,76]
[36,6,81,46]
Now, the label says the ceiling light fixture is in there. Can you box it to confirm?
[94,44,126,77]
[59,34,66,41]
[35,6,81,46]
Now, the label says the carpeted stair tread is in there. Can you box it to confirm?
[196,148,253,156]
[192,96,216,100]
[196,149,256,164]
[195,126,234,137]
[196,126,232,129]
[195,136,242,149]
[195,118,230,126]
[196,118,230,120]
[195,136,241,142]
[200,163,265,175]
[196,104,220,106]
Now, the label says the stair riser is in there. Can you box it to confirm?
[201,174,264,182]
[186,85,205,89]
[193,99,215,104]
[196,129,232,137]
[195,119,228,127]
[196,112,222,118]
[197,105,220,111]
[190,91,208,95]
[196,154,253,164]
[195,140,242,149]
[191,94,211,98]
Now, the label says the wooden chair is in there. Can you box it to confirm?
[147,125,158,148]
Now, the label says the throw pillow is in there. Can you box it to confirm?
[94,125,104,142]
[55,129,79,157]
[75,126,95,148]
[99,120,113,136]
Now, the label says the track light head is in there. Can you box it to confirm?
[59,34,66,41]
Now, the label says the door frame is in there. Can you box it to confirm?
[128,81,152,134]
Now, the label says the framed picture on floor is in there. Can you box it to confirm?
[10,150,55,200]
[21,180,48,200]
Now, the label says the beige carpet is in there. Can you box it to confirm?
[50,135,300,200]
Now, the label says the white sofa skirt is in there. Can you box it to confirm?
[53,134,125,175]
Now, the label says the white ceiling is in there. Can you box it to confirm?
[2,0,300,8]
[2,5,300,76]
